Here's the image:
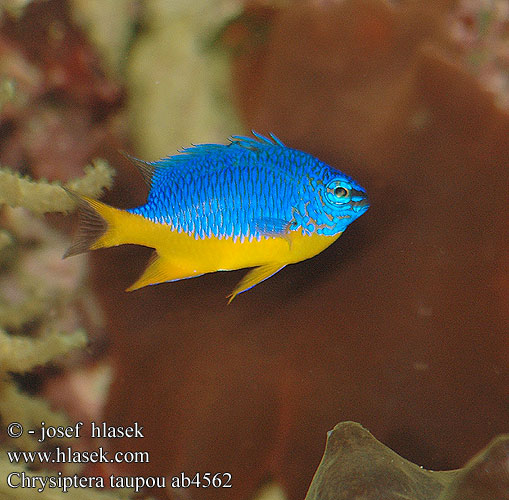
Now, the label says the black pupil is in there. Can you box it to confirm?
[334,187,347,197]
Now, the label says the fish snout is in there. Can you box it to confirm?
[350,188,369,213]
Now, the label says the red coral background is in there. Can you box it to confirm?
[98,2,509,499]
[2,1,508,500]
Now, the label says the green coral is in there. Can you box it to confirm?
[0,159,114,214]
[0,163,145,500]
[0,328,87,374]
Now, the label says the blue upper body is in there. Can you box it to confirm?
[129,132,369,241]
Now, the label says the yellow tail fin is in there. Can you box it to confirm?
[64,193,131,258]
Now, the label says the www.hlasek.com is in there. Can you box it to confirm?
[4,421,232,494]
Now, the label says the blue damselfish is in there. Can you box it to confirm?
[65,132,369,302]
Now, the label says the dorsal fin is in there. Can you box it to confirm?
[121,132,286,183]
[121,151,156,188]
[230,130,286,150]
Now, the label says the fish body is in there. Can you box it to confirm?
[66,132,369,302]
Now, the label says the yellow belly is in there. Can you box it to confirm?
[123,212,340,272]
[93,205,342,294]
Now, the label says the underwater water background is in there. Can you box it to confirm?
[0,1,507,500]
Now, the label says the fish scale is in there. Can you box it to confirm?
[134,141,307,240]
[65,132,369,302]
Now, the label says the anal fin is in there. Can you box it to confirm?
[227,263,285,304]
[126,253,201,291]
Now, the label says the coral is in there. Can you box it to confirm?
[0,163,123,499]
[70,0,137,77]
[0,162,113,345]
[0,79,16,111]
[0,328,87,374]
[125,0,241,158]
[304,422,509,500]
[0,0,124,183]
[0,2,146,498]
[439,434,509,500]
[0,160,114,214]
[0,335,86,450]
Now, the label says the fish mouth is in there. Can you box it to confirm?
[350,189,369,212]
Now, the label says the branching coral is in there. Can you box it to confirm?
[0,161,114,334]
[0,160,114,214]
[0,163,140,500]
[0,330,86,450]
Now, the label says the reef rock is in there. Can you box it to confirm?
[305,422,509,500]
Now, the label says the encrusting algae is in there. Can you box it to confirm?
[0,161,146,499]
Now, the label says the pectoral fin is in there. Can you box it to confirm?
[126,252,201,291]
[227,263,285,304]
[254,217,292,237]
[254,217,294,249]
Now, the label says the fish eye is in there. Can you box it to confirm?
[334,186,349,198]
[325,180,351,205]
